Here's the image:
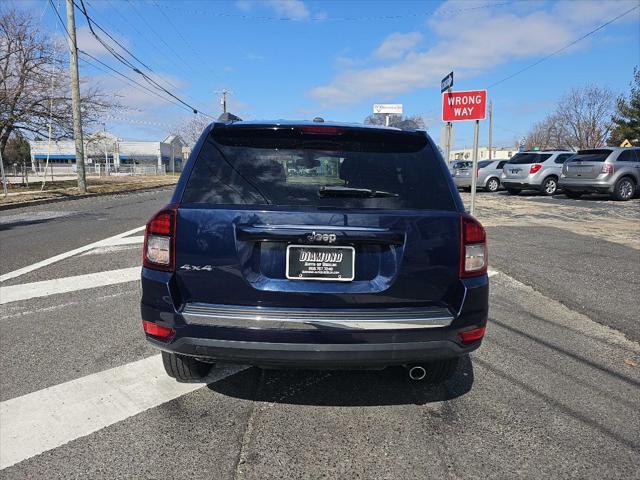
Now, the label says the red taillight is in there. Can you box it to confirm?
[148,212,173,235]
[529,163,542,174]
[459,326,486,344]
[298,126,344,134]
[601,163,614,174]
[143,206,177,271]
[460,214,487,278]
[476,168,480,178]
[143,320,175,340]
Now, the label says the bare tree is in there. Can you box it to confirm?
[554,85,615,149]
[525,85,615,150]
[174,114,210,147]
[0,7,115,156]
[364,114,426,130]
[525,114,564,150]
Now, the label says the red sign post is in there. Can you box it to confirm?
[442,90,487,122]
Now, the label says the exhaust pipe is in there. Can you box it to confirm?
[407,365,427,381]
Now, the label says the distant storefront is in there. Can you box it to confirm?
[29,134,185,173]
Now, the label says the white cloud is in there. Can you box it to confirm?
[374,32,423,60]
[235,0,310,20]
[75,26,129,58]
[309,0,639,106]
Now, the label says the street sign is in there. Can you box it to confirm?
[441,71,454,93]
[442,90,487,122]
[373,104,403,114]
[620,139,632,147]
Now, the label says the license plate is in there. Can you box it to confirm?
[286,245,355,282]
[510,169,521,174]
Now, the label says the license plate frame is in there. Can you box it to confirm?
[286,245,355,282]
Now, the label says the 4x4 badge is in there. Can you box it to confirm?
[180,264,213,272]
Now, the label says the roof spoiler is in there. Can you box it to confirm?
[217,112,242,123]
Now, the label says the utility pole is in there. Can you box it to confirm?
[444,122,452,164]
[102,123,108,175]
[65,0,87,193]
[0,148,7,198]
[216,89,231,114]
[488,100,493,160]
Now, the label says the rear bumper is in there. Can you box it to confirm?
[558,178,613,193]
[501,180,540,189]
[453,176,472,188]
[147,336,477,368]
[141,268,489,368]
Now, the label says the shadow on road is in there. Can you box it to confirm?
[206,355,474,406]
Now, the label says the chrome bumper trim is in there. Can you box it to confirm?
[182,303,454,330]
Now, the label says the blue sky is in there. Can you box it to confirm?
[18,0,640,147]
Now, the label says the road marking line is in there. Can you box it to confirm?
[0,355,244,470]
[0,226,145,283]
[0,267,140,304]
[488,268,499,277]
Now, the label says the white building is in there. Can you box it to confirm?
[29,134,185,173]
[450,146,516,162]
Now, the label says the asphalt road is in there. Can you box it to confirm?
[1,189,638,479]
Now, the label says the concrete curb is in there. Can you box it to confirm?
[0,183,175,212]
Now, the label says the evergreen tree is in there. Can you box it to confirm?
[608,68,640,147]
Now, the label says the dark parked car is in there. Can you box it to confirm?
[141,120,489,383]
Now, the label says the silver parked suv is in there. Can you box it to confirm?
[559,147,640,201]
[501,151,575,196]
[454,159,509,192]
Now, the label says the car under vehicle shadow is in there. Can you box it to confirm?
[205,354,474,406]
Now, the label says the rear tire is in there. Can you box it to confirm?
[162,351,212,381]
[565,191,583,199]
[506,188,521,195]
[612,177,635,201]
[540,177,558,196]
[486,177,500,193]
[424,357,459,383]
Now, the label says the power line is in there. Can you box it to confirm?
[150,0,511,22]
[48,0,180,110]
[125,0,198,75]
[487,5,639,89]
[74,0,214,117]
[88,0,217,104]
[48,0,213,118]
[98,0,179,72]
[149,0,221,81]
[78,51,190,113]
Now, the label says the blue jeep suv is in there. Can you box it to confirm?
[141,119,489,383]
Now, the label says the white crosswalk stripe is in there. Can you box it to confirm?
[0,267,141,304]
[0,226,145,283]
[0,356,244,469]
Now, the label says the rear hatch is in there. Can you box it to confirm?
[452,161,472,178]
[174,124,465,312]
[563,149,613,179]
[503,153,551,180]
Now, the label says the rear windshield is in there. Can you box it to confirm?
[453,161,472,169]
[508,153,552,164]
[478,160,492,168]
[182,126,456,211]
[569,149,613,162]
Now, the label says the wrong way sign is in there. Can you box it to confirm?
[442,90,487,122]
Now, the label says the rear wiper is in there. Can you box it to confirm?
[318,186,399,198]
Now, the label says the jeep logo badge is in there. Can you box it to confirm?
[306,231,337,243]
